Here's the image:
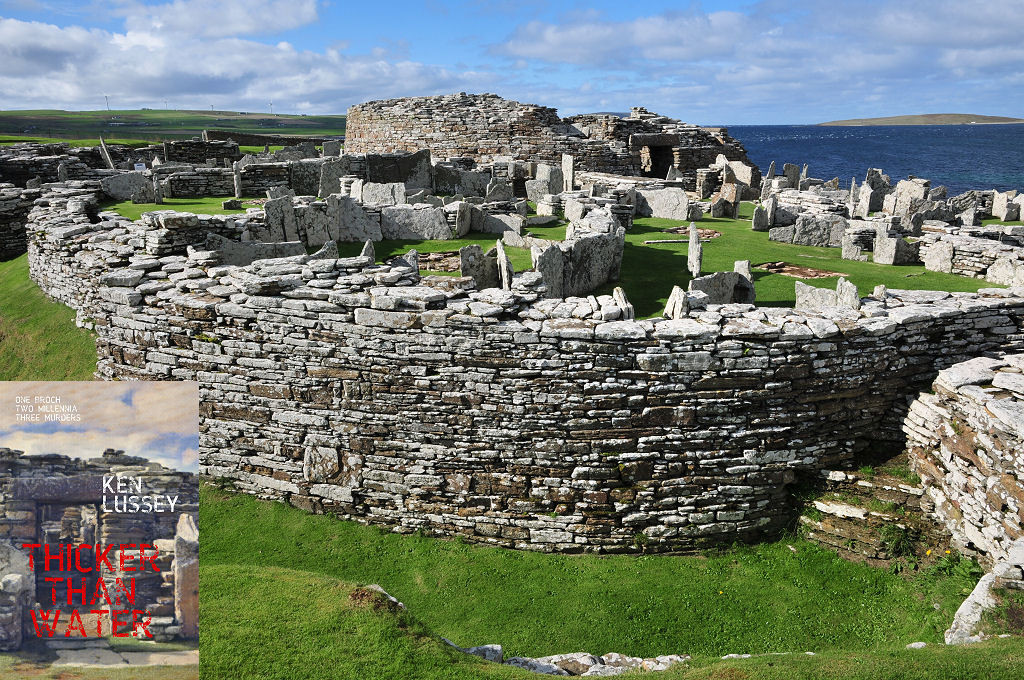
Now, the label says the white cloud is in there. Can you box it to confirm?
[1,382,199,471]
[0,16,494,113]
[118,0,320,38]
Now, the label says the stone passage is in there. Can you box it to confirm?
[345,94,751,184]
[905,355,1024,564]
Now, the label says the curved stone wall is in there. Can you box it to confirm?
[23,181,1024,553]
[345,93,750,178]
[906,355,1024,563]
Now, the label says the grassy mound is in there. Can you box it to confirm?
[0,254,96,380]
[201,486,980,659]
[200,486,1024,679]
[201,564,521,680]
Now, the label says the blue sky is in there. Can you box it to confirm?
[1,381,199,471]
[0,0,1022,124]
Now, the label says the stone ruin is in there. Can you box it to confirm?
[753,163,1024,282]
[0,448,198,649]
[345,94,752,189]
[3,103,1023,574]
[14,163,1024,558]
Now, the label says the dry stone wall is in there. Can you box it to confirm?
[345,94,750,183]
[905,355,1024,564]
[22,178,1024,555]
[23,189,1024,552]
[0,183,39,259]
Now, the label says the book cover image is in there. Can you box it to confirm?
[0,381,198,677]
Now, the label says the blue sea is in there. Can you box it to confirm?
[728,124,1024,196]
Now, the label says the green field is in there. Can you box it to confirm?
[200,485,1023,680]
[0,254,96,380]
[0,108,345,142]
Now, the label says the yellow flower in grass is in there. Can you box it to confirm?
[926,549,932,556]
[945,550,951,554]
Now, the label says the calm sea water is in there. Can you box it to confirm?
[728,124,1024,196]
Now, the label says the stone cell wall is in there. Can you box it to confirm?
[0,184,39,259]
[203,129,329,147]
[921,233,1024,285]
[162,167,236,198]
[25,193,1024,552]
[23,181,1024,554]
[905,355,1024,564]
[344,93,750,180]
[159,140,241,165]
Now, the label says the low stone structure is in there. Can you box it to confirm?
[20,176,1024,553]
[0,183,40,259]
[345,94,752,188]
[905,355,1024,564]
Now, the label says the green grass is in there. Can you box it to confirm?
[336,235,534,272]
[981,217,1024,227]
[0,254,96,380]
[100,196,255,221]
[669,640,1024,679]
[200,560,1024,680]
[592,202,997,317]
[201,486,982,660]
[0,134,154,148]
[238,145,287,154]
[201,564,523,680]
[0,108,345,141]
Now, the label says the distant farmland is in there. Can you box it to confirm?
[0,109,346,142]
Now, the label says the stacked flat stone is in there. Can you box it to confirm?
[23,185,1024,553]
[905,356,1024,565]
[344,92,751,186]
[157,138,242,165]
[0,183,40,258]
[919,233,1024,283]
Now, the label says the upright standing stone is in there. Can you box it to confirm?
[836,277,861,310]
[612,286,634,320]
[561,154,574,192]
[783,163,799,188]
[174,514,198,639]
[531,243,564,298]
[663,285,689,319]
[687,222,702,278]
[496,240,514,290]
[751,204,769,231]
[733,260,756,303]
[360,240,375,260]
[322,140,342,157]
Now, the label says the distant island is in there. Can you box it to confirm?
[819,113,1024,126]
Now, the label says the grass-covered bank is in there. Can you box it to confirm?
[0,253,96,380]
[200,562,1024,680]
[200,485,982,660]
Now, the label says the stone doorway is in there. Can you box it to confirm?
[641,145,674,179]
[32,503,102,612]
